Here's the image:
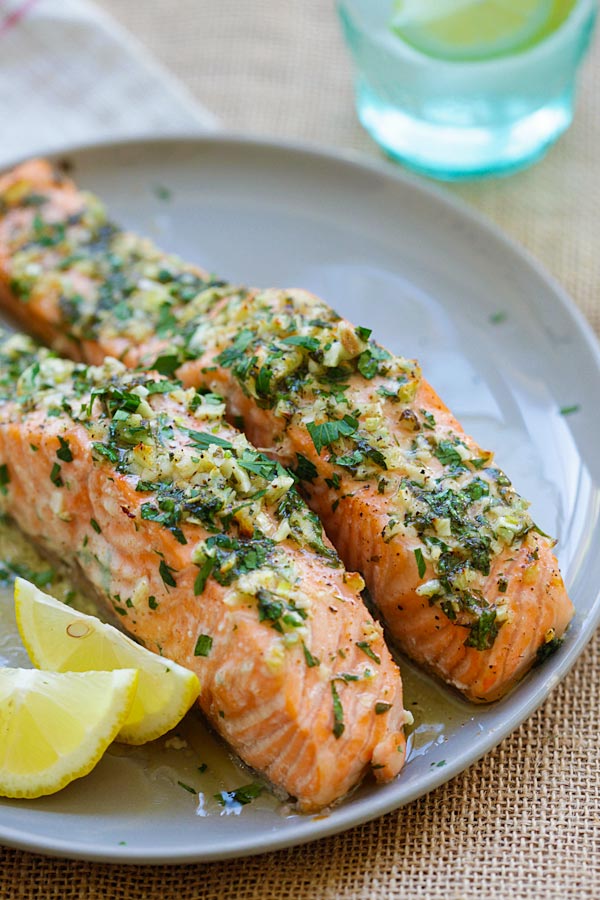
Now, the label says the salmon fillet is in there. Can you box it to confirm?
[0,159,574,702]
[0,329,407,811]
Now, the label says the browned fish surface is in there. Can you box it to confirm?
[0,159,574,702]
[0,331,407,811]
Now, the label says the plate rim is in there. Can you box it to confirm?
[1,132,599,865]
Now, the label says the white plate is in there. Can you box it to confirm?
[1,136,599,864]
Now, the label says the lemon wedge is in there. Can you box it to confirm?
[14,579,201,745]
[0,667,138,798]
[390,0,567,61]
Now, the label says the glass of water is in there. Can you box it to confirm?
[337,0,597,179]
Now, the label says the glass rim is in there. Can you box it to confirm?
[337,0,597,71]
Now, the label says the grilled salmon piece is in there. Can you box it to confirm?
[0,331,407,811]
[0,159,574,702]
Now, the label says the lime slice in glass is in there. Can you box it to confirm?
[390,0,570,61]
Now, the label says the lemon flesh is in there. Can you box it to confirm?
[0,667,138,798]
[390,0,573,61]
[14,579,201,745]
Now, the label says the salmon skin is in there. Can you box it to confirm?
[0,159,574,702]
[0,330,408,811]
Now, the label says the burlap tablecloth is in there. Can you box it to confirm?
[2,3,599,897]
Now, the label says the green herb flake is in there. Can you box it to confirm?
[306,415,358,455]
[146,379,181,395]
[90,518,102,534]
[464,609,499,651]
[377,385,399,401]
[375,702,392,714]
[0,464,9,495]
[148,595,159,610]
[331,682,345,738]
[56,436,73,462]
[186,429,233,451]
[355,326,372,342]
[153,185,172,202]
[50,463,63,488]
[281,335,320,353]
[194,633,213,657]
[489,311,508,325]
[255,364,272,397]
[534,635,564,667]
[152,354,181,377]
[215,329,255,368]
[356,641,381,665]
[194,556,214,595]
[414,548,426,579]
[159,559,177,588]
[177,781,197,795]
[464,478,489,502]
[559,404,580,416]
[434,441,463,468]
[357,350,378,380]
[420,409,436,430]
[92,442,120,464]
[302,643,320,668]
[295,453,318,483]
[237,450,278,479]
[215,783,263,807]
[0,561,54,589]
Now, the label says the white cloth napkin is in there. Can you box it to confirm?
[0,0,217,167]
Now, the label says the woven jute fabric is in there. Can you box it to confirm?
[2,3,600,898]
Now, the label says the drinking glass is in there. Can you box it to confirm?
[337,0,597,179]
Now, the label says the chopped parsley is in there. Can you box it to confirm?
[177,781,197,795]
[534,635,564,666]
[185,429,233,451]
[158,559,177,588]
[464,609,499,651]
[194,557,214,596]
[306,416,358,455]
[294,453,318,483]
[281,335,320,352]
[152,354,181,377]
[331,682,345,738]
[215,783,262,807]
[50,463,63,487]
[193,534,275,588]
[355,325,372,342]
[414,547,426,579]
[433,441,463,468]
[194,634,213,657]
[356,641,381,665]
[302,643,320,667]
[56,436,73,462]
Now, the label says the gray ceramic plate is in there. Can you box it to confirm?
[1,136,599,864]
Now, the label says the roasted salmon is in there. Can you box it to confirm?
[0,159,574,702]
[0,330,408,811]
